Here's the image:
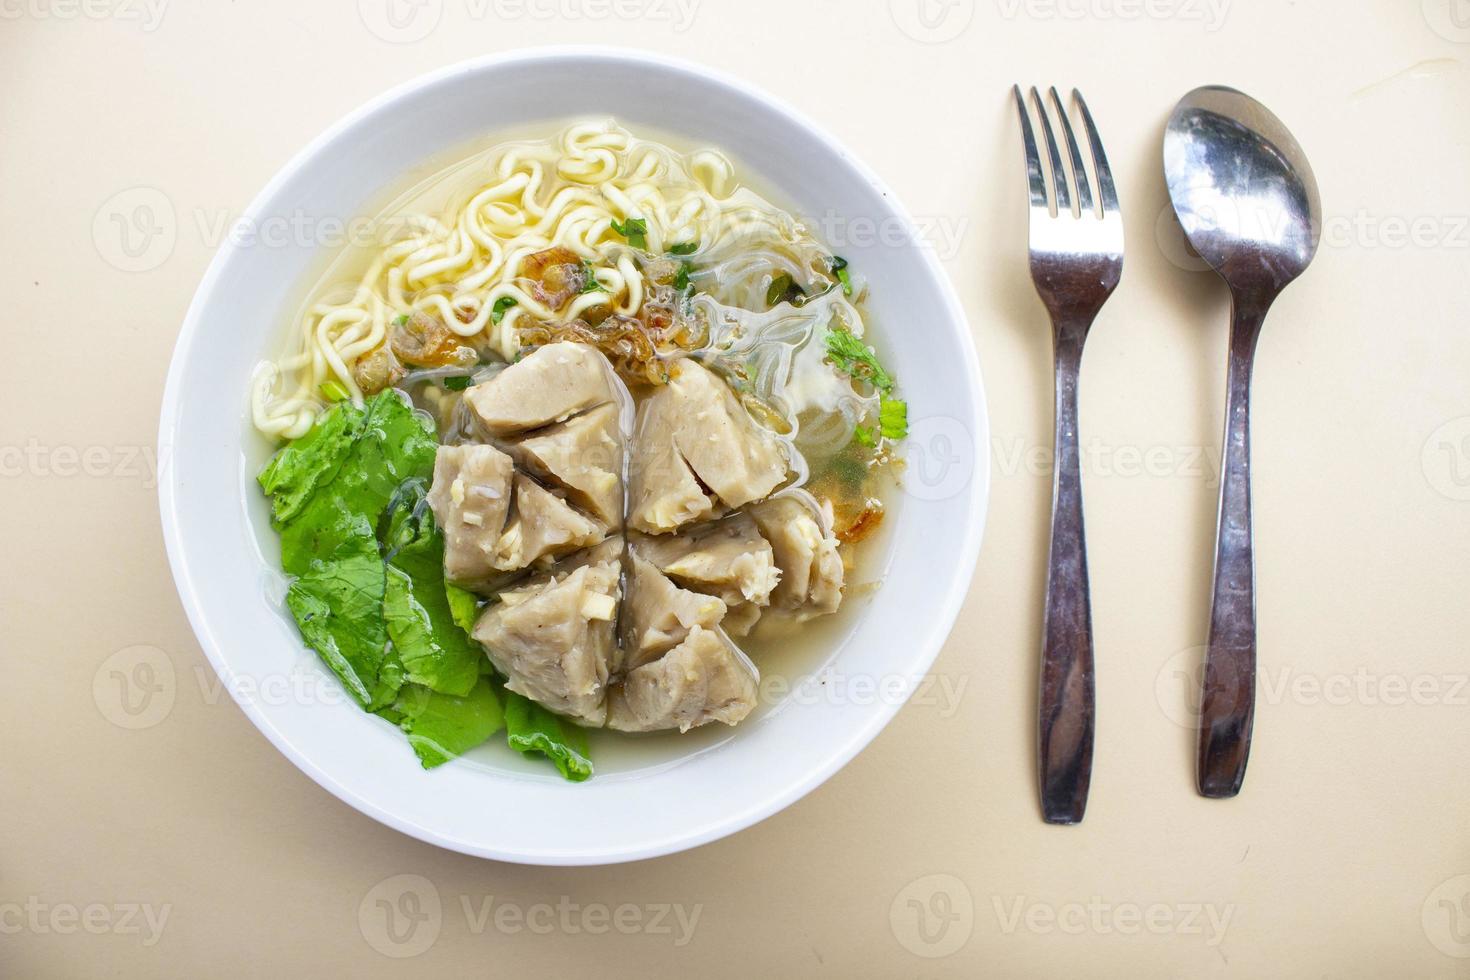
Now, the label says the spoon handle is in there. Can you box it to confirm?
[1038,320,1094,824]
[1198,298,1267,798]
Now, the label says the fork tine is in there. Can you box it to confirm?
[1030,86,1070,214]
[1012,85,1047,210]
[1072,88,1119,214]
[1049,86,1093,216]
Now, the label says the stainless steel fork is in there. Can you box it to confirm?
[1013,85,1124,825]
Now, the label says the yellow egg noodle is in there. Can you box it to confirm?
[249,119,867,441]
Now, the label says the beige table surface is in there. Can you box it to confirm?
[4,1,1470,976]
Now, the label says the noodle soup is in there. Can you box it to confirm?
[250,120,907,779]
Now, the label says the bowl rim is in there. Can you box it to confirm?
[157,44,990,864]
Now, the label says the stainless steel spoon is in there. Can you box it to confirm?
[1163,86,1321,798]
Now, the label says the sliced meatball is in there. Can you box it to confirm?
[621,553,728,673]
[627,358,787,533]
[629,511,778,608]
[506,402,624,531]
[472,560,621,727]
[464,341,617,437]
[492,474,604,573]
[747,491,844,618]
[425,443,514,589]
[626,414,715,533]
[605,626,759,733]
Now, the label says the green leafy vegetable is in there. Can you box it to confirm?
[504,691,593,782]
[442,375,472,391]
[258,389,591,776]
[879,396,908,440]
[445,584,482,636]
[674,261,693,292]
[319,379,351,403]
[285,528,401,709]
[827,326,906,445]
[384,678,505,769]
[276,401,436,571]
[256,401,366,527]
[824,325,894,393]
[581,262,607,293]
[491,296,518,324]
[668,241,698,255]
[379,485,483,697]
[609,216,647,249]
[766,273,806,308]
[830,255,853,296]
[264,391,437,710]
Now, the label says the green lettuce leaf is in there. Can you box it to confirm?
[256,401,366,527]
[380,483,483,697]
[445,584,482,636]
[385,678,505,769]
[282,513,400,709]
[267,391,437,710]
[503,691,593,782]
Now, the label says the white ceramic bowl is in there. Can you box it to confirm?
[159,47,988,864]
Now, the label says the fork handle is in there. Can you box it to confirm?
[1198,295,1268,798]
[1038,320,1094,825]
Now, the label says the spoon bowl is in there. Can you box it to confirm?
[1165,86,1321,296]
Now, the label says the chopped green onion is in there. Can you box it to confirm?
[830,255,854,296]
[609,216,648,249]
[581,262,607,293]
[491,296,518,324]
[443,375,472,391]
[319,380,351,403]
[392,314,408,327]
[879,396,908,440]
[668,241,699,255]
